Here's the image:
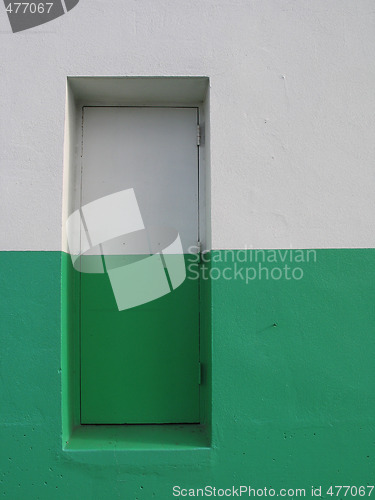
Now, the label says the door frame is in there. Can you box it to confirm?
[61,76,211,450]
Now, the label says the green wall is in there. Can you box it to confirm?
[1,250,374,498]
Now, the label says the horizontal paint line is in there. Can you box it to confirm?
[2,246,375,252]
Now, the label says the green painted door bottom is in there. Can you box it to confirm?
[80,254,200,424]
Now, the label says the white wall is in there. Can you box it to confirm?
[1,0,374,250]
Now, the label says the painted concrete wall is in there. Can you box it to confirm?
[1,1,375,499]
[1,0,375,250]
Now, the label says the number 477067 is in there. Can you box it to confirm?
[6,3,54,14]
[327,486,374,497]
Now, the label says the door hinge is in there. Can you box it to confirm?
[197,240,201,263]
[197,125,201,146]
